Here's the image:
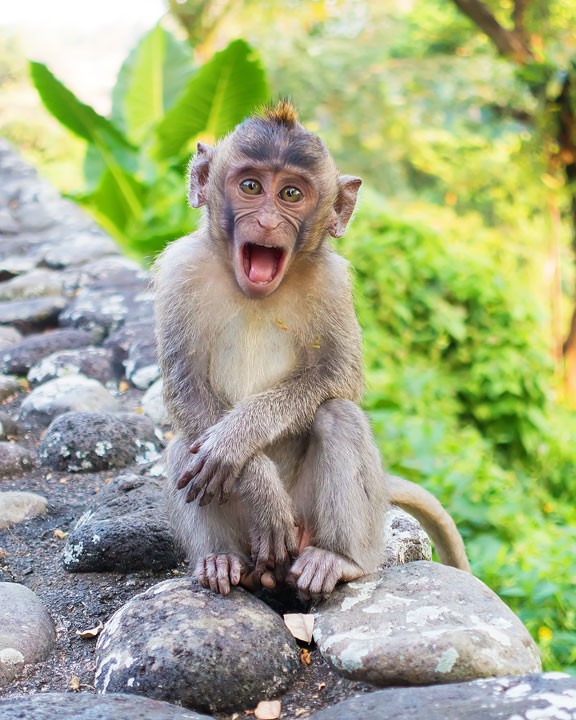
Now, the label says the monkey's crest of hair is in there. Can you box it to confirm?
[259,100,299,128]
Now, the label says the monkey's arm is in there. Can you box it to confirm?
[388,476,471,573]
[182,297,364,506]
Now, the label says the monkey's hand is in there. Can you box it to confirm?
[249,508,298,587]
[287,547,364,600]
[194,553,277,595]
[176,423,245,506]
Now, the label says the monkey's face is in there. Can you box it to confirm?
[224,167,319,299]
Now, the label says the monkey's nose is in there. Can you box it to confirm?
[257,213,281,230]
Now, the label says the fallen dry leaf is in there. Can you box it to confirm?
[53,529,68,540]
[164,430,175,441]
[76,621,104,639]
[284,613,314,643]
[118,380,130,393]
[295,710,308,718]
[69,675,81,691]
[0,549,8,559]
[300,648,312,666]
[254,700,281,719]
[317,682,326,690]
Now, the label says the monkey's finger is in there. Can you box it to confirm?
[216,555,232,595]
[179,458,208,494]
[193,558,210,589]
[197,485,216,507]
[260,571,276,589]
[176,471,193,490]
[199,468,230,507]
[309,565,339,597]
[229,556,247,586]
[238,569,260,591]
[218,474,237,504]
[253,540,272,576]
[205,555,220,594]
[189,440,202,454]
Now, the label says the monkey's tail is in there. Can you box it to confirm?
[387,475,471,574]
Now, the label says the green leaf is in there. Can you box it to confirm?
[155,39,269,159]
[112,25,195,145]
[29,61,136,173]
[76,166,145,247]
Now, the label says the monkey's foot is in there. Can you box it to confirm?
[286,547,364,599]
[194,553,276,596]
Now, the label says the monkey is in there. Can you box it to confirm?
[153,100,470,600]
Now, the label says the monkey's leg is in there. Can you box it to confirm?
[166,438,295,594]
[288,399,388,598]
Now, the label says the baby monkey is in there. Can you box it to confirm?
[154,100,470,598]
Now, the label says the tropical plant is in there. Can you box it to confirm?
[30,27,269,261]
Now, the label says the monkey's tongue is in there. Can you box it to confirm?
[247,244,281,283]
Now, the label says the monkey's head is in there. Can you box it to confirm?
[188,100,362,299]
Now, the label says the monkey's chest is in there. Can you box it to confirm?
[208,317,297,404]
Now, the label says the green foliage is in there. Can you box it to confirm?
[30,29,269,261]
[339,196,576,672]
[339,196,552,461]
[155,39,269,159]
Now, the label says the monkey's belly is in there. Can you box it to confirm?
[208,318,297,404]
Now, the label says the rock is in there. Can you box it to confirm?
[307,672,576,720]
[94,579,300,713]
[313,561,541,686]
[40,231,119,268]
[0,268,65,301]
[0,209,19,233]
[0,328,96,375]
[0,692,212,719]
[63,471,180,572]
[59,260,152,339]
[104,320,153,371]
[8,181,61,231]
[28,347,117,387]
[39,411,164,472]
[0,491,48,529]
[19,375,119,428]
[0,254,39,281]
[141,379,169,426]
[125,333,159,390]
[0,442,35,478]
[63,255,146,295]
[0,375,21,402]
[380,507,432,567]
[0,411,19,439]
[0,326,21,351]
[60,290,139,338]
[0,296,66,334]
[0,582,56,686]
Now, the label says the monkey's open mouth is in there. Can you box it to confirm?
[242,243,285,285]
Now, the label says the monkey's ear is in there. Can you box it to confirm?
[328,175,362,238]
[188,142,215,208]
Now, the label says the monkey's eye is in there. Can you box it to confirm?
[239,179,262,195]
[279,186,303,203]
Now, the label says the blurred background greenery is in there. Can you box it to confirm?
[1,0,575,673]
